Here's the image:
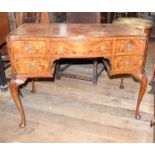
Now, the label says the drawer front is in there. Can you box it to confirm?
[50,40,82,56]
[14,58,50,75]
[113,55,143,73]
[50,39,112,57]
[85,39,112,55]
[11,41,47,56]
[115,39,146,55]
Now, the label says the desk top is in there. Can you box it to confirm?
[9,23,146,39]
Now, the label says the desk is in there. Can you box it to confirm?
[7,24,148,127]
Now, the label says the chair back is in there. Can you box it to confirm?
[66,12,100,23]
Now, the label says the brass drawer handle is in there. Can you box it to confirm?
[127,43,133,51]
[125,60,130,65]
[56,45,64,53]
[25,44,34,52]
[29,63,36,70]
[100,45,107,52]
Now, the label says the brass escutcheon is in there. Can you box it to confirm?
[25,44,34,52]
[56,45,64,53]
[100,45,107,52]
[127,43,132,51]
[29,63,36,70]
[125,60,130,65]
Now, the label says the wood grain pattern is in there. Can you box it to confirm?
[115,39,146,55]
[10,24,146,37]
[12,41,47,56]
[113,55,143,73]
[7,23,148,127]
[14,58,51,75]
[50,38,112,58]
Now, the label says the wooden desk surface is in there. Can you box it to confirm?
[10,23,146,39]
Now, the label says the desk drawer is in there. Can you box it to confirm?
[14,58,50,75]
[50,39,112,57]
[11,41,47,56]
[115,39,146,55]
[113,55,143,73]
[85,39,112,54]
[50,40,83,56]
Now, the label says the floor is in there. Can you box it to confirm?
[0,40,154,143]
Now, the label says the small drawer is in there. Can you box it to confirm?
[50,40,87,56]
[14,58,50,75]
[50,39,112,58]
[115,39,146,55]
[85,39,112,54]
[11,41,47,55]
[112,55,143,73]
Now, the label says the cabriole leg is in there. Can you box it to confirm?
[132,73,148,119]
[9,78,27,128]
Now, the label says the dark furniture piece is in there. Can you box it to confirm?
[0,52,8,92]
[0,12,10,92]
[55,12,104,85]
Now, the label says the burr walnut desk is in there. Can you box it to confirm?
[7,24,148,128]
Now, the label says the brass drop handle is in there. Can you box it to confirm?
[29,63,36,70]
[127,43,133,51]
[25,44,34,52]
[56,45,64,53]
[100,45,107,52]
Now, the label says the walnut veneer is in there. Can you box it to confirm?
[7,24,148,127]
